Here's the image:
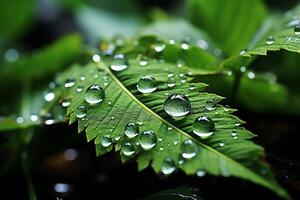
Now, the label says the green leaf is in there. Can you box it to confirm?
[0,34,83,85]
[187,0,267,55]
[243,4,300,56]
[50,58,289,199]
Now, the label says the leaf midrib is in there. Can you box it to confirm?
[97,61,284,196]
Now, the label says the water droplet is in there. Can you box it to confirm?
[266,36,274,45]
[197,39,209,50]
[92,54,101,62]
[167,126,173,131]
[137,76,157,94]
[154,44,166,52]
[64,78,76,88]
[80,76,85,81]
[164,94,191,117]
[76,86,83,93]
[76,106,87,119]
[43,114,55,125]
[101,135,112,147]
[193,116,215,139]
[5,48,19,62]
[189,84,196,91]
[114,136,121,141]
[295,24,300,35]
[181,42,189,50]
[239,49,247,55]
[161,158,176,175]
[167,81,176,88]
[61,100,70,108]
[139,130,157,150]
[196,170,206,177]
[173,139,179,145]
[177,59,185,67]
[85,85,105,105]
[158,138,163,142]
[168,39,176,45]
[139,58,148,66]
[205,99,216,111]
[110,54,128,71]
[181,139,197,159]
[240,66,246,72]
[137,121,143,126]
[231,129,238,137]
[164,92,169,96]
[247,72,255,79]
[224,105,230,112]
[159,147,164,151]
[30,115,39,122]
[44,92,55,102]
[219,142,225,147]
[121,142,135,156]
[16,116,24,124]
[63,149,78,161]
[124,122,139,138]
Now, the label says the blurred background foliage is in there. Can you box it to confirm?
[1,0,300,199]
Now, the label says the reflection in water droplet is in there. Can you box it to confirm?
[164,94,191,117]
[137,76,157,94]
[76,106,87,119]
[121,142,135,156]
[64,78,76,88]
[266,36,274,45]
[85,85,105,105]
[193,116,215,139]
[161,158,176,175]
[139,130,157,150]
[124,122,139,138]
[101,135,112,147]
[205,99,216,111]
[181,139,197,159]
[110,54,128,71]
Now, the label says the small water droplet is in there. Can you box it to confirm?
[196,170,206,177]
[181,139,197,159]
[154,44,166,52]
[76,86,83,93]
[168,39,176,45]
[114,136,121,141]
[76,106,87,119]
[193,116,215,139]
[139,130,157,150]
[43,114,55,125]
[16,116,24,124]
[177,59,185,67]
[139,58,148,66]
[247,72,255,79]
[44,92,55,102]
[164,92,169,96]
[121,142,135,156]
[197,39,209,50]
[227,71,232,76]
[181,42,189,50]
[167,81,176,88]
[159,147,164,151]
[61,100,71,108]
[124,122,139,138]
[80,76,85,81]
[189,84,196,91]
[110,54,128,71]
[64,78,76,88]
[266,36,274,45]
[173,139,179,145]
[30,115,39,122]
[164,94,191,117]
[239,49,247,55]
[92,54,101,62]
[85,85,105,105]
[137,76,157,94]
[101,135,112,147]
[295,24,300,35]
[219,142,225,147]
[224,105,230,112]
[5,48,19,62]
[167,126,173,131]
[158,138,163,142]
[168,73,174,78]
[240,66,246,72]
[205,99,216,111]
[161,158,176,175]
[111,116,115,120]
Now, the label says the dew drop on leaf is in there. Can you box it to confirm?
[101,135,112,147]
[44,92,55,102]
[61,100,70,108]
[139,130,157,150]
[266,36,275,45]
[64,78,76,88]
[76,86,83,93]
[92,54,101,62]
[161,158,176,175]
[193,116,215,139]
[164,94,191,117]
[121,142,135,156]
[196,170,206,177]
[43,113,55,125]
[139,57,148,66]
[16,116,24,124]
[205,99,216,111]
[76,106,87,119]
[181,139,197,159]
[30,115,39,122]
[294,24,300,35]
[85,85,105,105]
[110,54,128,71]
[124,122,139,138]
[137,76,157,94]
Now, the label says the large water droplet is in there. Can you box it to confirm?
[193,116,215,139]
[110,54,128,71]
[181,139,197,159]
[161,158,176,175]
[124,122,139,138]
[295,24,300,35]
[121,142,135,156]
[205,99,216,111]
[64,78,76,88]
[137,76,157,94]
[76,106,87,119]
[101,135,112,147]
[164,94,191,117]
[266,36,274,45]
[139,130,157,150]
[85,85,105,105]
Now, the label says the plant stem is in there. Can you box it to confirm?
[231,70,243,105]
